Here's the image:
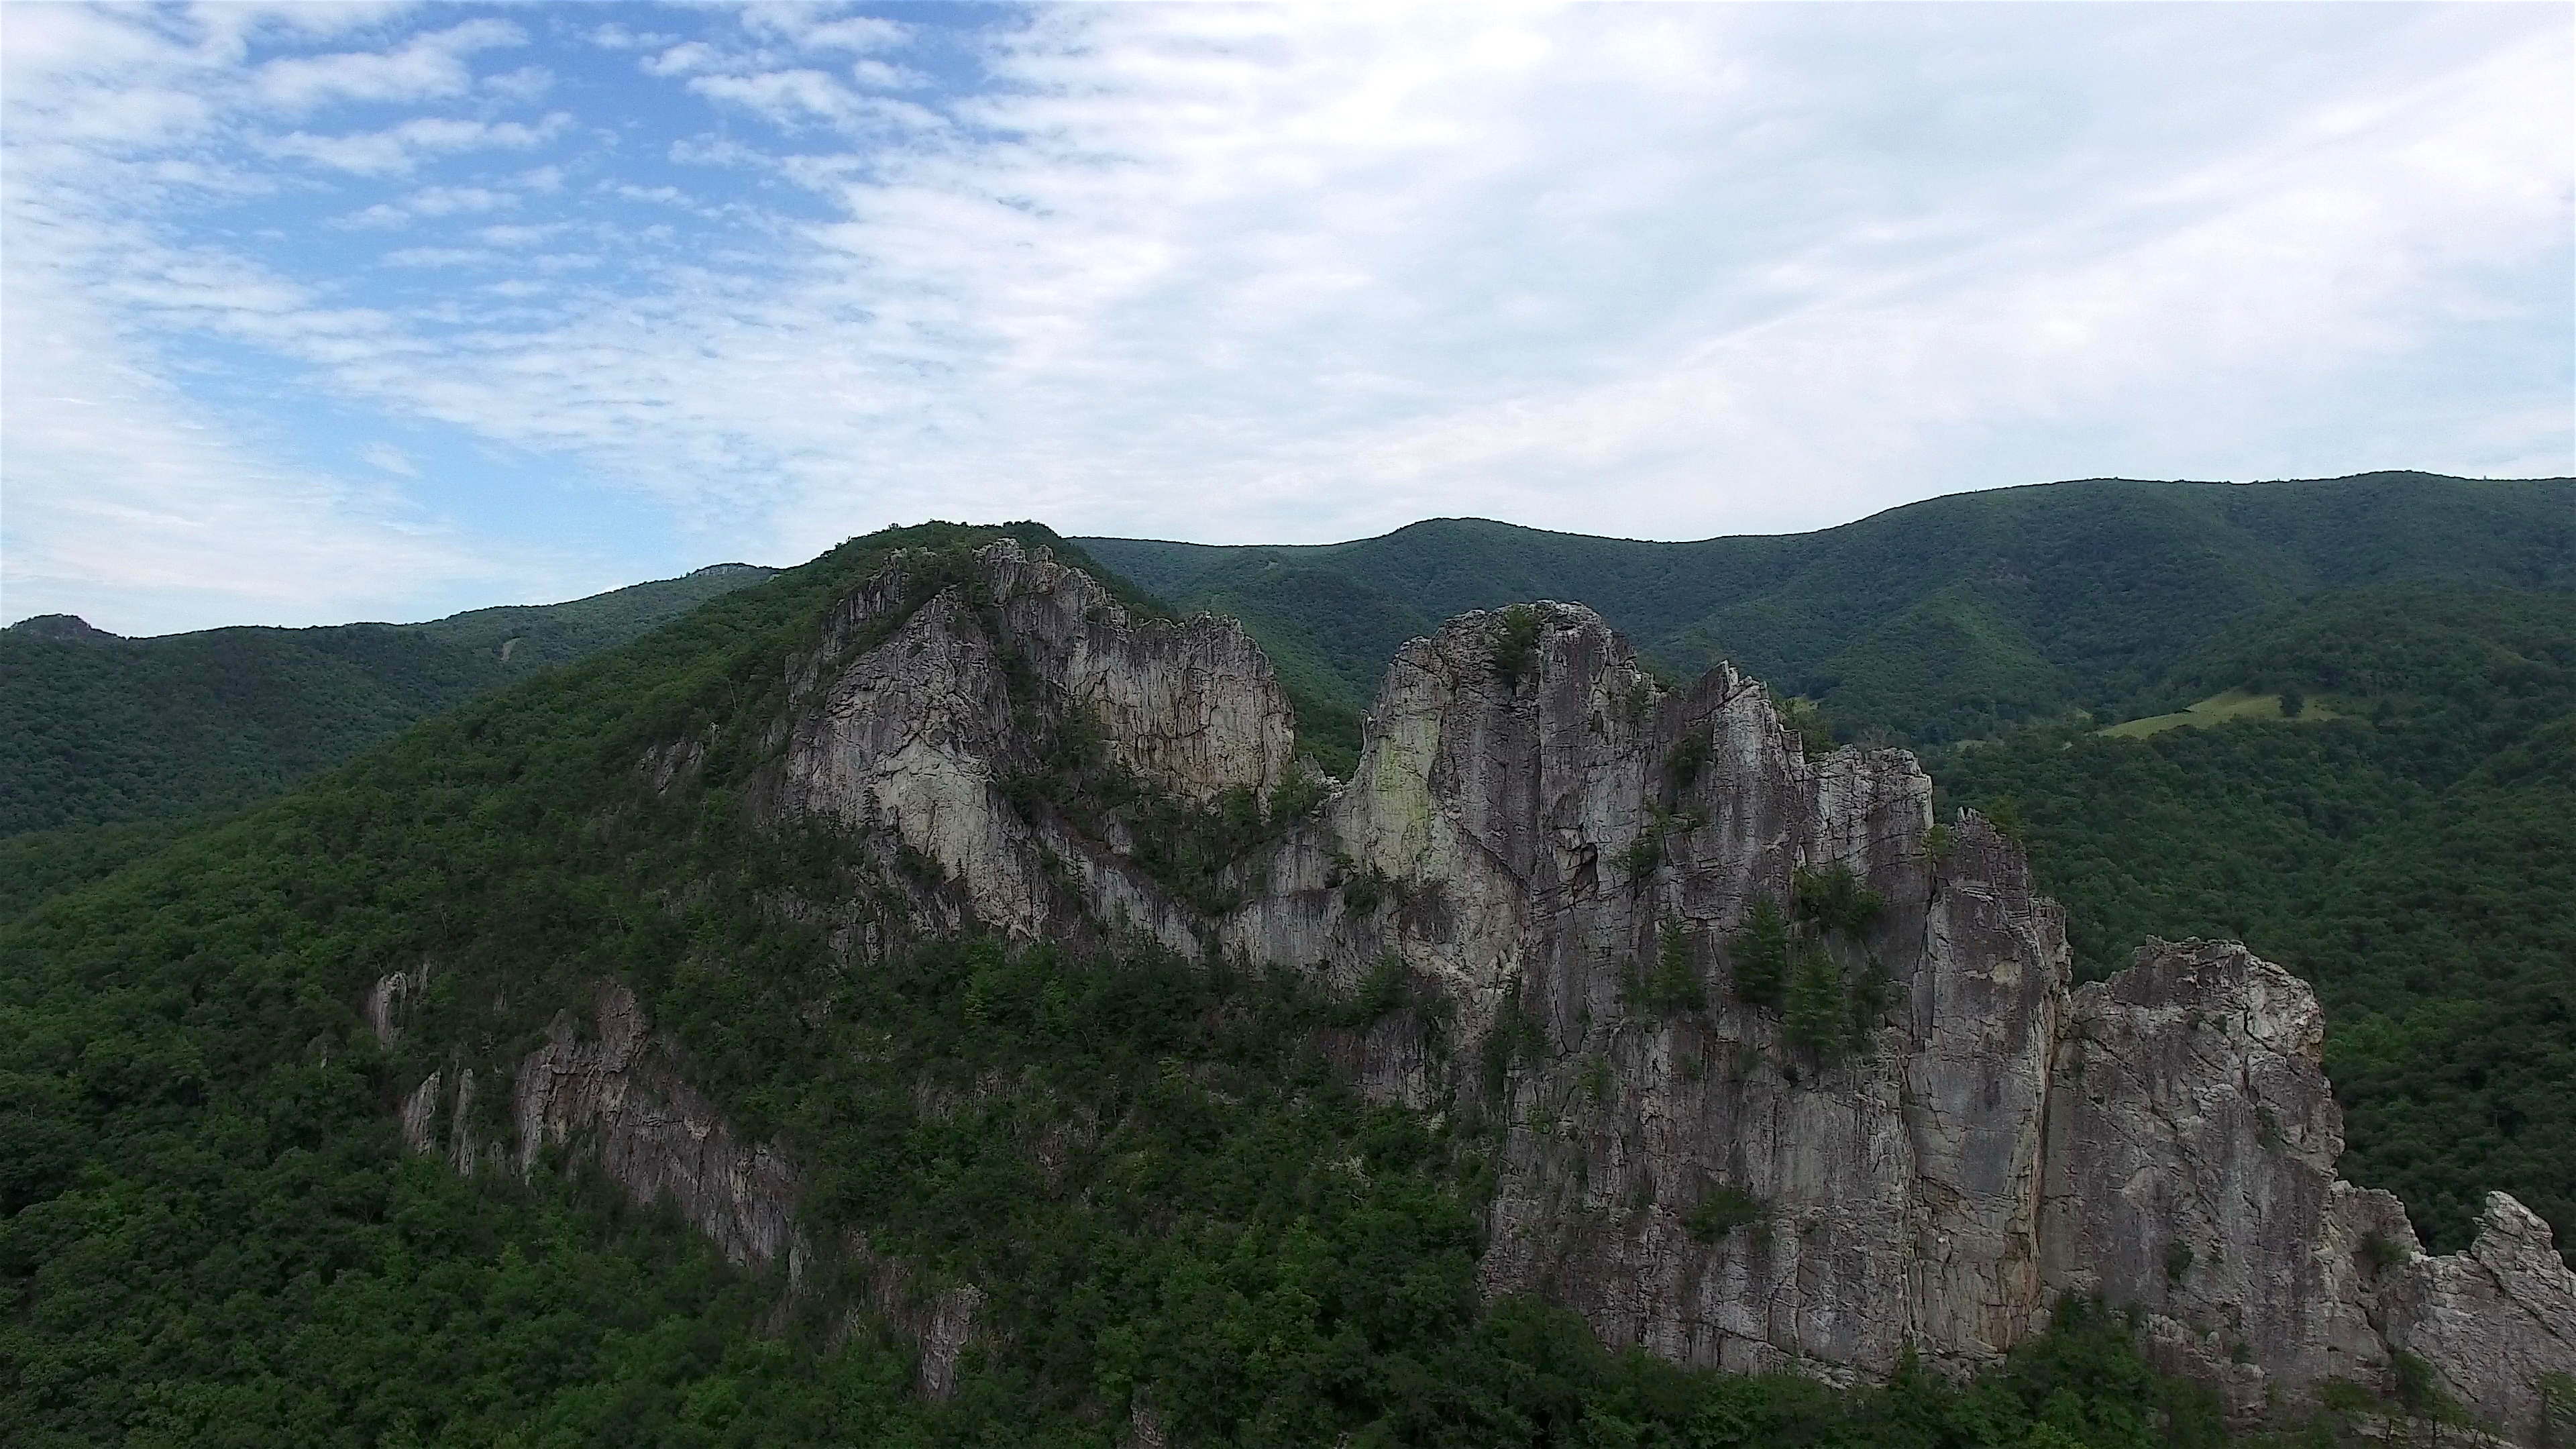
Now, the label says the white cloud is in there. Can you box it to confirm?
[643,41,722,78]
[482,64,553,104]
[0,5,574,631]
[532,3,2558,551]
[360,441,419,476]
[590,23,678,54]
[851,60,926,91]
[340,184,516,227]
[474,221,572,247]
[264,112,568,176]
[690,68,945,133]
[0,225,526,635]
[763,12,908,56]
[382,246,495,267]
[251,18,523,111]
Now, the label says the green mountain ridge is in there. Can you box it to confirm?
[1929,582,2576,1258]
[1080,471,2573,747]
[1,563,777,839]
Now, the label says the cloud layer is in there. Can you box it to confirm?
[5,2,2569,634]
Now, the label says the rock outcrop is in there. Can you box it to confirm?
[383,973,985,1397]
[2041,939,2390,1413]
[780,537,1293,944]
[511,983,808,1281]
[381,543,2576,1437]
[767,548,2575,1433]
[2380,1193,2576,1435]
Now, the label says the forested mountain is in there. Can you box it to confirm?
[7,491,2573,1447]
[1079,472,2572,756]
[0,563,775,839]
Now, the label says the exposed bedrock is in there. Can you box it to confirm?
[2045,938,2576,1432]
[511,983,808,1281]
[779,537,1293,946]
[1263,602,2069,1380]
[382,975,983,1398]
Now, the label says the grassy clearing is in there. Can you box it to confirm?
[2101,690,2342,739]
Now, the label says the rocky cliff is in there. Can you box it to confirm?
[385,541,2576,1438]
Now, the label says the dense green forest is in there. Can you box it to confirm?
[1,523,2280,1446]
[0,563,773,837]
[1081,472,2572,747]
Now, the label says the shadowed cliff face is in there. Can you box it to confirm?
[380,542,2576,1436]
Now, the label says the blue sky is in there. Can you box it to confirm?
[3,2,2569,636]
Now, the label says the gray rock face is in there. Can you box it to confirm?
[2041,941,2576,1432]
[510,983,808,1281]
[382,545,2575,1436]
[1243,602,2070,1380]
[763,581,2084,1379]
[780,538,1293,943]
[2381,1193,2576,1437]
[366,959,427,1047]
[2041,940,2398,1417]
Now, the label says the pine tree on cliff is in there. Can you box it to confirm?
[1784,944,1847,1062]
[1729,898,1790,1006]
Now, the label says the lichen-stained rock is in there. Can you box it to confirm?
[1299,604,2065,1380]
[1900,808,2068,1365]
[400,1070,441,1155]
[513,983,808,1279]
[983,541,1293,806]
[2379,1192,2576,1438]
[840,1234,987,1401]
[367,959,427,1046]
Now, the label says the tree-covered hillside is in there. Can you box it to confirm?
[2,523,2275,1448]
[1081,472,2572,745]
[0,564,774,837]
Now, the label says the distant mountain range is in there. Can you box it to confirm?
[1080,470,2573,759]
[1,564,775,836]
[11,471,2566,841]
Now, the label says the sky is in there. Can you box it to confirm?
[3,2,2569,637]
